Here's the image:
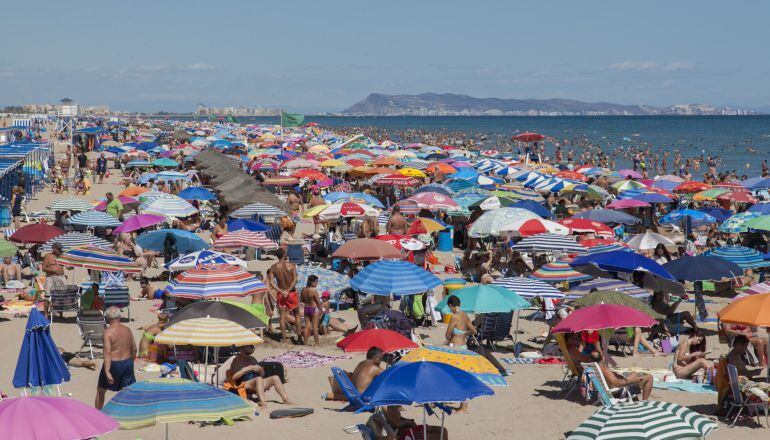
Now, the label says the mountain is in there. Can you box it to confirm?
[341,93,755,116]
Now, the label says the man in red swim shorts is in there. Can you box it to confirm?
[269,248,302,343]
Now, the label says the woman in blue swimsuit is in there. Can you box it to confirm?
[445,296,477,349]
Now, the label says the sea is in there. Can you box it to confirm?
[173,115,770,175]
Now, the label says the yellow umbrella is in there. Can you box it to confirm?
[399,168,427,178]
[308,144,331,153]
[155,317,263,347]
[400,345,506,387]
[320,159,345,168]
[303,204,331,218]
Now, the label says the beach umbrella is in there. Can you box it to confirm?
[407,217,447,235]
[558,219,614,238]
[94,196,140,212]
[618,169,643,179]
[350,260,441,296]
[152,158,179,168]
[468,207,541,238]
[0,238,19,257]
[406,192,459,211]
[567,400,718,440]
[674,181,711,194]
[112,213,166,234]
[719,293,770,326]
[167,302,267,329]
[118,186,149,197]
[40,231,111,253]
[662,255,743,281]
[230,202,287,219]
[569,290,662,319]
[165,249,247,270]
[156,317,264,346]
[47,197,94,212]
[435,284,529,314]
[611,180,647,192]
[530,258,593,283]
[337,329,417,353]
[297,265,351,295]
[625,231,675,250]
[56,246,142,273]
[156,171,189,182]
[101,379,252,437]
[226,218,270,232]
[332,238,401,261]
[511,233,586,253]
[742,177,770,190]
[136,229,209,254]
[513,132,544,142]
[13,308,71,390]
[141,195,197,218]
[748,203,770,214]
[571,209,640,225]
[125,159,151,168]
[212,230,278,250]
[138,190,171,204]
[717,189,757,204]
[659,209,716,226]
[743,215,770,232]
[554,303,656,333]
[515,218,571,237]
[618,190,673,204]
[567,278,651,300]
[323,192,385,208]
[704,246,770,269]
[68,211,122,228]
[719,211,763,233]
[167,264,266,299]
[317,202,379,221]
[9,224,64,244]
[491,276,564,300]
[692,187,730,201]
[508,199,551,218]
[177,186,215,201]
[698,207,733,222]
[606,199,649,209]
[0,396,118,440]
[400,345,506,387]
[744,282,770,296]
[571,250,684,294]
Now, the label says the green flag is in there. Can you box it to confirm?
[281,111,304,127]
[227,115,237,123]
[208,114,215,121]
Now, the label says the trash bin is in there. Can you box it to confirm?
[437,230,453,252]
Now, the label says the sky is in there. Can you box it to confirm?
[2,1,769,113]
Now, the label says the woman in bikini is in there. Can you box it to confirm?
[673,330,712,379]
[300,275,323,346]
[445,295,476,349]
[212,217,228,240]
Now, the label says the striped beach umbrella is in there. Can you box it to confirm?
[40,232,112,253]
[124,159,151,168]
[141,195,197,218]
[68,211,122,228]
[56,246,142,273]
[167,264,266,299]
[47,197,94,212]
[491,276,564,300]
[230,202,287,219]
[212,230,278,250]
[155,317,263,347]
[400,345,507,387]
[704,246,770,269]
[530,258,593,283]
[719,212,763,233]
[166,250,247,271]
[567,278,651,300]
[101,379,253,430]
[350,260,441,296]
[567,400,717,440]
[297,265,351,295]
[511,233,586,254]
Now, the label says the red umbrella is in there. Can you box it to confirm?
[555,171,588,182]
[717,190,757,204]
[513,132,544,143]
[346,159,366,167]
[579,237,624,248]
[673,181,711,194]
[558,218,614,238]
[212,230,278,250]
[517,219,570,237]
[9,224,64,244]
[332,238,401,261]
[553,304,656,333]
[337,328,418,353]
[376,234,425,251]
[376,174,418,186]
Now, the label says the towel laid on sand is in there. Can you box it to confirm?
[262,350,351,369]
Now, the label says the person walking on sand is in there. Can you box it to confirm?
[95,307,136,409]
[300,275,323,346]
[270,248,301,343]
[96,152,108,184]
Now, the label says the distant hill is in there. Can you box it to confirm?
[340,93,754,116]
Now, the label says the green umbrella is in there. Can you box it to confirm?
[0,239,18,257]
[744,215,770,232]
[435,285,530,314]
[221,299,271,326]
[570,290,663,320]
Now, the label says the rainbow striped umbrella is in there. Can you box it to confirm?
[101,379,252,432]
[212,230,278,250]
[56,246,142,273]
[530,258,593,283]
[399,345,507,387]
[155,317,263,347]
[167,264,266,299]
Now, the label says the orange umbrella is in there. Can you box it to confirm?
[426,162,457,174]
[674,181,711,194]
[556,170,588,182]
[373,157,403,167]
[292,169,328,180]
[718,293,770,326]
[119,186,149,197]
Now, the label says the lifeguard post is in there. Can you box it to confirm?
[56,97,78,143]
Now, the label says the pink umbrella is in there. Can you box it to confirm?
[406,192,459,210]
[0,396,118,439]
[618,169,643,179]
[606,199,650,209]
[213,230,278,250]
[95,196,139,211]
[112,214,166,234]
[553,304,656,333]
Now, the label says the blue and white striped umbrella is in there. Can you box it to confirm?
[297,265,351,295]
[156,171,190,182]
[125,159,151,168]
[141,195,198,218]
[567,278,651,300]
[230,202,287,219]
[491,276,564,300]
[69,211,122,227]
[474,159,506,174]
[704,246,770,269]
[47,197,94,212]
[41,232,112,253]
[350,260,441,296]
[587,243,632,254]
[511,233,586,253]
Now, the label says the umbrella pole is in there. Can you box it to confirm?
[440,409,445,440]
[166,423,169,440]
[513,309,521,346]
[204,346,209,384]
[423,406,427,440]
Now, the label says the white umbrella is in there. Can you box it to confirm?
[626,231,675,250]
[468,208,541,238]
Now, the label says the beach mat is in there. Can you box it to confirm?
[270,408,314,419]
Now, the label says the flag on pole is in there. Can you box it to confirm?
[281,111,304,127]
[226,115,237,123]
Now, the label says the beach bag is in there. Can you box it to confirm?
[579,370,597,403]
[409,294,425,320]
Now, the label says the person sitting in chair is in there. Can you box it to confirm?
[325,347,383,401]
[591,351,653,400]
[227,344,293,409]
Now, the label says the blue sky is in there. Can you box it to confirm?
[2,1,769,112]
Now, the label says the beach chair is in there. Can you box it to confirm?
[342,424,376,440]
[287,243,305,265]
[583,362,636,406]
[101,285,131,321]
[77,310,106,359]
[608,329,634,356]
[476,312,513,348]
[48,285,80,323]
[331,367,369,412]
[725,364,768,427]
[555,333,580,396]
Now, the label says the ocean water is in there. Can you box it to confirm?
[182,115,770,174]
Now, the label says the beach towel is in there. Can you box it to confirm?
[261,350,351,369]
[502,358,536,365]
[653,380,717,394]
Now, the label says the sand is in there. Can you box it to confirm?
[0,134,766,439]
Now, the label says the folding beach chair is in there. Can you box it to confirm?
[101,285,131,321]
[342,424,376,440]
[287,243,305,265]
[555,333,580,396]
[583,362,636,406]
[725,364,768,427]
[331,367,369,412]
[476,312,514,348]
[77,310,106,359]
[48,285,80,323]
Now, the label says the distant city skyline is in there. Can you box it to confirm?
[2,1,769,113]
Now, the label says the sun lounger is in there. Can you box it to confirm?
[331,367,369,412]
[725,364,768,427]
[77,310,106,360]
[582,362,637,407]
[476,312,514,347]
[555,333,580,396]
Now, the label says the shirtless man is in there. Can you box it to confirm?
[95,307,137,409]
[0,255,21,284]
[270,248,302,342]
[287,190,302,219]
[325,347,384,401]
[591,351,653,400]
[228,345,293,409]
[386,206,407,235]
[309,192,327,234]
[42,243,68,294]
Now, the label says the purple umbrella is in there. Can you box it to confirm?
[159,150,175,158]
[618,169,642,179]
[0,396,118,439]
[113,213,166,234]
